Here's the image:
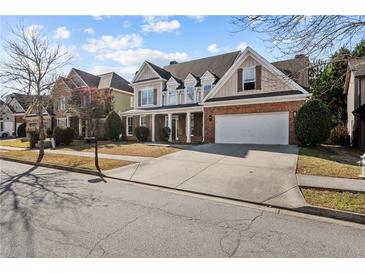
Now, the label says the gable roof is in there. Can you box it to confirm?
[98,72,133,93]
[8,93,32,112]
[146,61,172,80]
[348,58,365,77]
[164,51,240,81]
[203,46,309,103]
[72,68,100,87]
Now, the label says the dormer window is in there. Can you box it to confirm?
[203,84,212,98]
[168,89,177,105]
[186,85,195,103]
[243,67,255,90]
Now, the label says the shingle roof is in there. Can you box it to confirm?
[163,51,241,81]
[9,93,32,112]
[146,61,172,80]
[348,58,365,77]
[98,72,133,93]
[72,68,100,87]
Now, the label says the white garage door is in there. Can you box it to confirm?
[215,112,289,145]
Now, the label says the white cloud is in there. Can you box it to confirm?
[84,28,95,35]
[92,15,111,21]
[53,26,70,39]
[207,43,221,53]
[141,16,180,33]
[82,34,143,53]
[94,48,189,80]
[236,42,248,51]
[189,16,205,23]
[25,24,43,37]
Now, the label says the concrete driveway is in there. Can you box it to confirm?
[105,144,306,209]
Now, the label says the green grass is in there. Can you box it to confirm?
[301,187,365,214]
[0,139,30,148]
[297,145,363,179]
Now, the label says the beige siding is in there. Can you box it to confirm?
[361,78,365,105]
[111,90,133,113]
[138,65,158,81]
[213,55,294,98]
[133,82,163,108]
[347,72,355,137]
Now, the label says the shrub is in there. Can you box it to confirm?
[52,126,75,146]
[326,123,348,145]
[27,128,39,148]
[134,126,149,142]
[105,111,122,141]
[46,128,53,138]
[295,99,332,146]
[159,127,171,142]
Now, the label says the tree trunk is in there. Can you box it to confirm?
[37,101,45,163]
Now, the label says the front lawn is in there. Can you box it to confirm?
[63,142,180,158]
[0,150,133,171]
[301,187,365,214]
[297,145,363,179]
[0,139,30,148]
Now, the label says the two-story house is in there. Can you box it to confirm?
[0,93,30,137]
[344,58,365,148]
[121,46,310,145]
[52,68,133,137]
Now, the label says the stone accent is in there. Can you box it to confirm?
[204,100,306,144]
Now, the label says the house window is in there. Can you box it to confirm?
[140,115,147,127]
[141,88,154,106]
[57,118,67,128]
[168,90,177,105]
[127,116,133,135]
[82,94,91,107]
[243,67,255,90]
[203,84,212,98]
[58,96,66,110]
[186,85,195,103]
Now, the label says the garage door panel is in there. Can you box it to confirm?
[215,112,289,145]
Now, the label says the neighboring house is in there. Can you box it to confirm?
[0,93,30,136]
[24,98,54,132]
[52,68,134,137]
[121,46,310,145]
[344,58,365,148]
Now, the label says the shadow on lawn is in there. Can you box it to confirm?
[0,165,94,257]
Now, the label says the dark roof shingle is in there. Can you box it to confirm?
[348,58,365,77]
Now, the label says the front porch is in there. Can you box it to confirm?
[122,108,204,144]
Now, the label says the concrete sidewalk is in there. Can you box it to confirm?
[0,145,27,151]
[297,174,365,192]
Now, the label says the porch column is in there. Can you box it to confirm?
[186,112,191,143]
[167,113,172,142]
[66,116,70,127]
[151,114,155,142]
[78,118,82,137]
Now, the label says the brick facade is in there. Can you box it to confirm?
[204,100,306,144]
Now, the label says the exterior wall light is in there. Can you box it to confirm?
[293,111,297,118]
[208,115,213,122]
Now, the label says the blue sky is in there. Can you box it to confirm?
[0,16,280,82]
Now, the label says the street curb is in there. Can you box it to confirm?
[0,156,100,176]
[1,157,364,225]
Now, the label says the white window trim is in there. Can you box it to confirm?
[242,66,256,91]
[127,116,133,136]
[168,88,178,105]
[140,87,155,107]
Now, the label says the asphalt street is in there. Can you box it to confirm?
[1,160,364,257]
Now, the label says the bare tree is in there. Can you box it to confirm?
[0,23,72,162]
[232,16,365,59]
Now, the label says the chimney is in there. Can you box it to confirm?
[169,61,178,65]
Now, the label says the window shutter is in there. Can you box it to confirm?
[153,88,157,105]
[138,90,141,107]
[255,65,262,90]
[237,68,243,92]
